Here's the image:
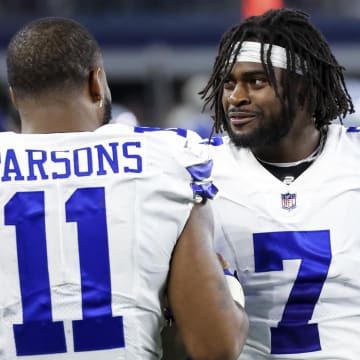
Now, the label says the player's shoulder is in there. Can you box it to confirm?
[132,125,212,161]
[97,123,201,143]
[126,126,217,201]
[200,135,233,152]
[344,125,360,138]
[332,124,360,145]
[132,125,201,143]
[201,135,238,162]
[326,124,360,160]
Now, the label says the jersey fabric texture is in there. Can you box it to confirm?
[0,124,213,360]
[210,124,360,359]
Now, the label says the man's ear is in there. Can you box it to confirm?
[9,86,18,109]
[88,67,103,105]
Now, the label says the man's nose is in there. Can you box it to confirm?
[228,84,250,106]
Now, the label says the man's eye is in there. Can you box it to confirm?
[223,79,235,89]
[252,78,267,86]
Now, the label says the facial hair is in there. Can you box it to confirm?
[102,97,112,125]
[226,107,294,149]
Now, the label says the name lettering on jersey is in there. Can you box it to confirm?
[0,141,143,181]
[281,192,297,211]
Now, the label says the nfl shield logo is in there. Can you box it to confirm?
[281,193,297,211]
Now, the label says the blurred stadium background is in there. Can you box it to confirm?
[1,0,360,134]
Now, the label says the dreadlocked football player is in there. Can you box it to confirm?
[201,7,360,359]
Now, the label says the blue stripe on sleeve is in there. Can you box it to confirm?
[186,160,213,181]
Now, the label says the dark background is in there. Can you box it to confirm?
[1,0,360,132]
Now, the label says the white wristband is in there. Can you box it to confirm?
[224,271,245,308]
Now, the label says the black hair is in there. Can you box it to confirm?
[7,17,102,98]
[200,8,354,133]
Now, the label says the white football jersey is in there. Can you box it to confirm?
[0,124,214,359]
[210,124,360,359]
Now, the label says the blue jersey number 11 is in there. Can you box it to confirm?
[5,188,125,356]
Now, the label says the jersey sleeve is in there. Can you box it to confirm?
[139,127,219,204]
[178,129,219,203]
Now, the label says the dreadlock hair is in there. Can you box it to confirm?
[200,8,354,134]
[7,17,102,99]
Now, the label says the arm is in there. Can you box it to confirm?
[167,201,248,360]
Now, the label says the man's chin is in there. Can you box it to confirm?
[227,128,257,148]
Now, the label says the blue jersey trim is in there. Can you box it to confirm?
[186,160,213,181]
[346,126,360,133]
[187,160,218,200]
[200,136,224,146]
[134,126,188,137]
[223,269,233,276]
[190,182,218,200]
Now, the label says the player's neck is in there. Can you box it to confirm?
[21,121,98,134]
[255,127,328,184]
[253,123,324,164]
[19,102,101,134]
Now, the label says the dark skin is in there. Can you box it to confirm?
[9,64,111,134]
[162,252,236,360]
[222,61,321,163]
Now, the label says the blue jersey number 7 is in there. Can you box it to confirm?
[253,230,332,354]
[5,188,125,356]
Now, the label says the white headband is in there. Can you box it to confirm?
[230,41,303,75]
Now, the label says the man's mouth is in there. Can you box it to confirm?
[228,111,257,125]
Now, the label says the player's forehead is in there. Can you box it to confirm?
[230,61,265,73]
